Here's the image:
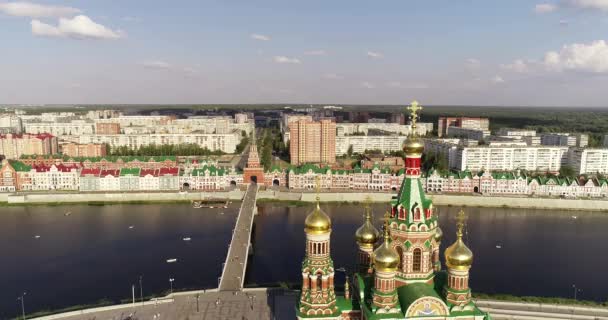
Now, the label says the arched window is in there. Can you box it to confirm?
[316,272,323,291]
[413,248,422,272]
[414,208,421,221]
[396,246,404,271]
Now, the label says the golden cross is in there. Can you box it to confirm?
[364,196,372,219]
[456,209,466,239]
[383,211,391,240]
[406,100,422,128]
[315,175,321,202]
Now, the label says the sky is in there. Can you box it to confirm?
[1,0,608,106]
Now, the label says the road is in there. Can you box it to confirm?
[218,183,258,291]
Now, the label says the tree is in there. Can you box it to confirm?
[559,165,576,178]
[347,145,354,158]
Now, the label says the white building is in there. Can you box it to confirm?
[450,142,569,172]
[78,132,241,153]
[446,126,490,141]
[24,120,95,136]
[569,148,608,174]
[335,135,408,155]
[497,128,537,137]
[541,133,588,147]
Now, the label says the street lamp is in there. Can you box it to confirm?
[169,278,175,295]
[572,284,582,300]
[17,292,26,320]
[139,275,144,305]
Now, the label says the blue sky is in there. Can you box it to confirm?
[1,0,608,106]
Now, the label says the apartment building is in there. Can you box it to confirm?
[0,133,58,159]
[454,144,568,172]
[541,133,588,147]
[62,143,107,158]
[497,128,537,137]
[569,148,608,174]
[78,132,241,153]
[96,122,121,134]
[437,117,489,137]
[289,119,336,165]
[446,126,490,141]
[335,135,408,155]
[24,120,95,136]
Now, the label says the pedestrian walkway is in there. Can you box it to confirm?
[219,183,258,291]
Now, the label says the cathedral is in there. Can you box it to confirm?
[296,102,491,320]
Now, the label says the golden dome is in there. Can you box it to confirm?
[434,226,443,243]
[445,238,473,270]
[444,209,473,270]
[373,218,400,272]
[304,202,331,234]
[404,136,424,156]
[355,208,380,248]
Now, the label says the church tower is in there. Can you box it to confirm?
[389,101,440,285]
[297,178,339,318]
[444,209,474,307]
[243,130,265,184]
[355,198,380,274]
[371,213,401,314]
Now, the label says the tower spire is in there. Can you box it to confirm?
[407,100,422,134]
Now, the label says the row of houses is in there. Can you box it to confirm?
[1,159,607,198]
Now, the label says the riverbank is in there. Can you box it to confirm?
[2,190,608,211]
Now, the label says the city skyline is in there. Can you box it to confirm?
[1,0,608,106]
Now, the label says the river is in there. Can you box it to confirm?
[0,203,606,318]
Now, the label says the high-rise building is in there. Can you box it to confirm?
[289,119,336,166]
[0,133,58,159]
[437,117,489,137]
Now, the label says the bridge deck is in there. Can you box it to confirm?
[219,183,258,291]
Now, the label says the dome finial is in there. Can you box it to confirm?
[382,211,391,242]
[406,100,423,133]
[456,208,466,240]
[304,175,331,234]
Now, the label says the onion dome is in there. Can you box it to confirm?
[355,206,380,248]
[304,200,331,234]
[404,136,424,156]
[373,215,400,272]
[445,210,473,270]
[434,226,443,243]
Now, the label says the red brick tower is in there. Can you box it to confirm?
[243,130,264,184]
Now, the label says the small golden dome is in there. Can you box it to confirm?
[304,202,332,234]
[373,220,400,272]
[445,238,473,270]
[404,136,424,156]
[355,216,380,248]
[434,226,443,243]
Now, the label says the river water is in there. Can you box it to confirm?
[1,203,606,318]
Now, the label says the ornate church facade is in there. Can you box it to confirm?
[296,102,491,320]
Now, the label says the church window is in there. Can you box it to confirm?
[414,208,421,220]
[317,273,323,291]
[413,248,422,272]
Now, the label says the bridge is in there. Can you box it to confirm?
[219,183,258,291]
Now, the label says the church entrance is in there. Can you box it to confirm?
[250,176,258,184]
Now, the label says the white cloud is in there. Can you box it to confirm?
[0,1,80,18]
[360,81,375,89]
[534,3,557,13]
[322,73,343,80]
[386,81,429,89]
[466,58,481,69]
[251,33,271,41]
[543,40,608,72]
[304,50,327,56]
[500,59,530,73]
[491,75,505,83]
[31,15,123,39]
[562,0,608,11]
[140,60,172,69]
[367,51,384,59]
[273,56,301,64]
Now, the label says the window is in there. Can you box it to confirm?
[413,248,422,272]
[396,247,404,271]
[316,272,323,291]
